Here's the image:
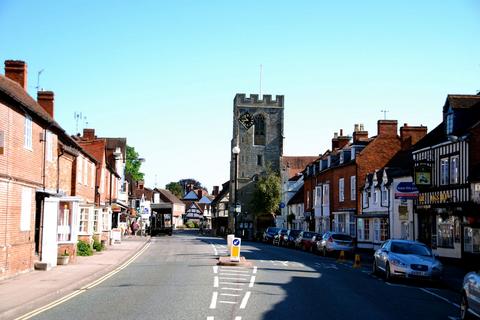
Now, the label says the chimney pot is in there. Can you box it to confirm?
[4,60,27,90]
[340,129,343,136]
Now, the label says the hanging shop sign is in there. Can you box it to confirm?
[415,164,432,186]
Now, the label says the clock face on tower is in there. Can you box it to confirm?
[238,112,254,129]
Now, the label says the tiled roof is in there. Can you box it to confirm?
[0,75,98,163]
[412,123,444,151]
[445,94,480,112]
[155,188,183,204]
[282,156,319,179]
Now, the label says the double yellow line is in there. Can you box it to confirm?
[15,241,151,320]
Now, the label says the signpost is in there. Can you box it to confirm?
[230,237,241,262]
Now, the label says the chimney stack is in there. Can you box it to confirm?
[37,91,54,118]
[377,120,398,137]
[353,123,368,143]
[400,124,427,150]
[332,132,339,150]
[337,129,350,149]
[197,189,203,200]
[83,128,95,141]
[212,186,219,196]
[5,60,27,90]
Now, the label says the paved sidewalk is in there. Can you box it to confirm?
[0,237,149,320]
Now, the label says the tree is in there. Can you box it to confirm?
[126,145,144,182]
[252,168,282,216]
[166,182,183,199]
[178,178,206,194]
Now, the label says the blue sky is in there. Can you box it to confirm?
[1,1,479,191]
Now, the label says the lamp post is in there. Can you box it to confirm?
[232,146,240,236]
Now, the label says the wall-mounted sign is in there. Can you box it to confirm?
[398,205,409,220]
[415,165,431,186]
[418,191,452,205]
[395,182,419,199]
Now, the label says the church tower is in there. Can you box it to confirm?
[229,94,284,237]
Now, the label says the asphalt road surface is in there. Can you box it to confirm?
[31,230,461,320]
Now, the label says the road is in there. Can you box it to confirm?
[30,230,461,320]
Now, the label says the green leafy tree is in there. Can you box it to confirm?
[252,168,282,216]
[166,182,183,199]
[126,145,144,182]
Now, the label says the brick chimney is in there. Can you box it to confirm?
[37,91,54,118]
[197,189,203,200]
[353,123,369,143]
[83,128,95,141]
[4,60,27,90]
[331,132,339,150]
[137,180,144,190]
[337,129,350,149]
[377,120,398,137]
[400,123,427,150]
[212,186,219,196]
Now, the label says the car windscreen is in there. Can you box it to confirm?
[390,242,432,256]
[280,229,288,235]
[331,234,352,241]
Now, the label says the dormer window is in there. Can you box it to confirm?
[446,110,454,135]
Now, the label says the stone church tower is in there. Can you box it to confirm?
[229,94,284,237]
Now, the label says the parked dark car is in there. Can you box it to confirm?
[294,231,319,251]
[273,228,288,246]
[315,232,354,256]
[285,229,301,248]
[311,233,324,253]
[263,227,281,243]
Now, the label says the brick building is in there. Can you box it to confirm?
[304,121,426,238]
[75,129,120,245]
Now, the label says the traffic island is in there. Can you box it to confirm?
[217,256,252,267]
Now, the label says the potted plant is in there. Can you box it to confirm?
[57,250,70,265]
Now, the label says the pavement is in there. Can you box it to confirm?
[0,236,150,320]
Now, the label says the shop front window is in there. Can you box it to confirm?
[437,216,454,248]
[58,202,72,241]
[374,218,388,242]
[358,219,370,241]
[464,227,480,253]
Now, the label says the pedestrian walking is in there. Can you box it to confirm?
[131,219,139,236]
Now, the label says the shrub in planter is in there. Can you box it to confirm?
[77,240,93,256]
[93,239,105,252]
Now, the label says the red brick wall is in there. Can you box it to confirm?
[59,154,74,196]
[0,101,44,278]
[73,154,96,203]
[331,163,356,212]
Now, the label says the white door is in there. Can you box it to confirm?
[42,198,59,267]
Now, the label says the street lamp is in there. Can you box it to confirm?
[232,146,240,236]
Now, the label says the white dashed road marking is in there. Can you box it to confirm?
[209,292,218,309]
[239,291,251,309]
[419,288,460,308]
[214,276,219,288]
[249,276,256,287]
[253,266,257,274]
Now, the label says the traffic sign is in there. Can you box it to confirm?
[279,202,285,209]
[230,237,241,262]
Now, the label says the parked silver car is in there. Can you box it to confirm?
[461,271,480,319]
[315,232,354,256]
[373,240,443,281]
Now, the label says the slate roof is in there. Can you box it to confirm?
[288,185,304,205]
[183,190,199,201]
[198,196,212,204]
[211,181,230,207]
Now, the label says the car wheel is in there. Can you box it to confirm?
[385,263,391,282]
[460,292,470,320]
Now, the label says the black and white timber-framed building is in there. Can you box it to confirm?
[412,94,480,263]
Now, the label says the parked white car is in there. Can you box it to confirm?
[461,271,480,319]
[372,239,443,281]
